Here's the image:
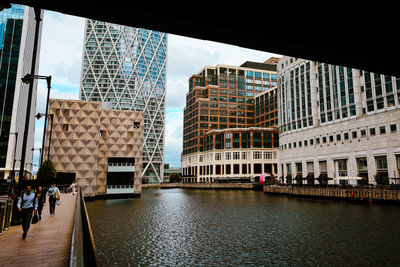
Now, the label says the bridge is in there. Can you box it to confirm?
[0,189,98,266]
[5,1,400,78]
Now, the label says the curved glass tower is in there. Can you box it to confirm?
[80,20,167,184]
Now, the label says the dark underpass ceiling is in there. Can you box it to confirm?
[8,1,400,77]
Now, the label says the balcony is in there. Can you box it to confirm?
[106,185,134,194]
[107,163,135,173]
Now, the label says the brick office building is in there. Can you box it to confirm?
[181,58,280,183]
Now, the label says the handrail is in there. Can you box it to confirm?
[69,187,99,267]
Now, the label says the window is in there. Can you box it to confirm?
[379,126,386,135]
[336,134,341,141]
[336,159,348,177]
[63,124,69,131]
[233,152,240,160]
[360,129,366,137]
[225,152,231,160]
[225,133,231,149]
[390,124,397,133]
[329,136,334,142]
[376,155,388,170]
[134,121,140,128]
[310,139,314,145]
[253,151,262,159]
[370,128,376,136]
[352,131,357,139]
[264,151,272,159]
[344,132,349,140]
[357,157,368,172]
[319,161,327,173]
[215,153,221,161]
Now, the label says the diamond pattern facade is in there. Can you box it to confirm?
[79,20,167,183]
[45,99,144,197]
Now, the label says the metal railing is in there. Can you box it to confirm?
[69,187,99,267]
[106,185,134,189]
[0,197,13,235]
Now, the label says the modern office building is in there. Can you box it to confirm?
[79,19,167,184]
[0,5,42,180]
[44,99,144,197]
[277,56,400,185]
[181,59,280,183]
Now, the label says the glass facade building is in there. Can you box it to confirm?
[0,5,41,179]
[80,20,167,184]
[0,5,24,168]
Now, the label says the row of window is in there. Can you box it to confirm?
[283,154,397,181]
[281,124,397,151]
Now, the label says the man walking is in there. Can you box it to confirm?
[17,185,38,239]
[47,183,60,216]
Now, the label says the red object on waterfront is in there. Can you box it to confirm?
[259,173,275,185]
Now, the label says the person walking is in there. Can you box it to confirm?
[47,183,60,216]
[70,181,76,195]
[35,186,46,221]
[17,185,38,239]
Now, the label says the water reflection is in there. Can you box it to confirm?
[86,188,400,266]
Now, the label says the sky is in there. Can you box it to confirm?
[33,10,281,171]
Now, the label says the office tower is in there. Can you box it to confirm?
[0,5,42,180]
[80,20,167,184]
[181,58,280,183]
[277,56,400,186]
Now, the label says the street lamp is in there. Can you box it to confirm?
[35,113,54,162]
[23,74,52,166]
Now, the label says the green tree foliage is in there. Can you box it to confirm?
[169,172,181,183]
[37,159,57,186]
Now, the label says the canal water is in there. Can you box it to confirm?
[86,188,400,266]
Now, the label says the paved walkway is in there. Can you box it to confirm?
[0,192,77,267]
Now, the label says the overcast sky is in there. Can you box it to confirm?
[33,10,281,171]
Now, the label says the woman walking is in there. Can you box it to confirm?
[35,186,46,220]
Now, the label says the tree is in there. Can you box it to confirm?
[169,172,181,183]
[37,159,57,186]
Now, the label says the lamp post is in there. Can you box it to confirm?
[35,113,54,161]
[24,74,51,166]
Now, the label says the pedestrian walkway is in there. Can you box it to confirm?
[0,192,77,267]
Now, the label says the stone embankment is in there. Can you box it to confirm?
[263,185,400,204]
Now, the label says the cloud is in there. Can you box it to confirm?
[33,12,282,170]
[38,11,85,87]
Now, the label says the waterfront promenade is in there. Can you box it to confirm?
[0,193,76,267]
[264,185,400,203]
